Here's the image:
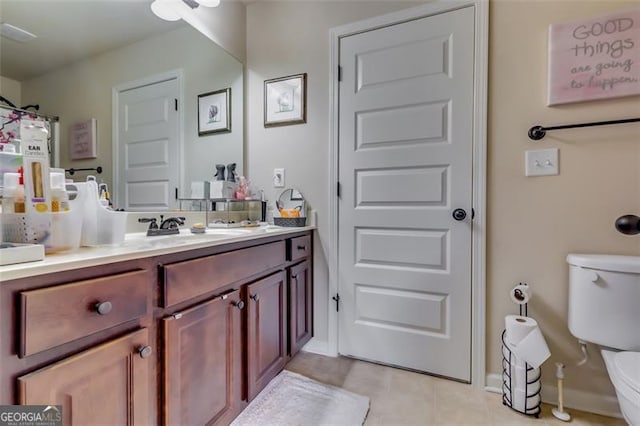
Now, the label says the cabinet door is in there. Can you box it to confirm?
[18,328,151,426]
[163,290,243,426]
[246,271,287,401]
[289,260,313,357]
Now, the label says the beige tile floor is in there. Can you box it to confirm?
[285,352,626,426]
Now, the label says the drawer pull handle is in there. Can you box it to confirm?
[233,300,245,310]
[297,245,307,251]
[94,301,113,315]
[137,345,153,359]
[250,294,260,302]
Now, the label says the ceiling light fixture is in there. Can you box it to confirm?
[150,0,220,22]
[0,23,37,43]
[195,0,221,7]
[150,0,181,21]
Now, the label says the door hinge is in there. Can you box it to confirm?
[337,181,341,198]
[338,66,342,82]
[332,293,340,312]
[174,98,178,111]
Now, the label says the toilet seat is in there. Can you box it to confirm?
[614,351,640,394]
[602,349,640,425]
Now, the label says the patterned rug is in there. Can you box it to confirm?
[231,370,370,426]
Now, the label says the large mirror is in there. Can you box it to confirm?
[0,0,243,210]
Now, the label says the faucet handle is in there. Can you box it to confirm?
[160,216,186,229]
[138,217,158,229]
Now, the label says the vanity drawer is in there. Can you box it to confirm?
[20,270,150,357]
[163,241,286,307]
[289,235,311,262]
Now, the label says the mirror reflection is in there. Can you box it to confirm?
[277,188,305,216]
[0,0,243,211]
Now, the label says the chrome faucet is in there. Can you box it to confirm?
[138,215,185,236]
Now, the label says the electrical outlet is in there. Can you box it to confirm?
[525,148,559,177]
[273,168,285,188]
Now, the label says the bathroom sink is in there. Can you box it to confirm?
[122,225,287,250]
[122,230,226,249]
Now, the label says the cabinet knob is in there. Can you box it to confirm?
[233,300,245,310]
[94,301,112,315]
[292,274,298,281]
[137,345,152,359]
[250,294,260,302]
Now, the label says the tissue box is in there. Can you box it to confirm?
[191,181,210,199]
[210,181,236,199]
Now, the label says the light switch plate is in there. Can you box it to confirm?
[273,168,285,188]
[525,148,559,177]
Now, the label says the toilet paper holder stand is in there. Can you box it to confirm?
[501,299,542,418]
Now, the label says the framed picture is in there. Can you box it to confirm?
[198,88,231,135]
[264,73,307,127]
[69,118,97,160]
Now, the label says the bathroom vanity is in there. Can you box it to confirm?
[0,227,314,425]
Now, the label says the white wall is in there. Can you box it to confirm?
[0,76,22,107]
[246,1,424,348]
[177,0,247,63]
[21,26,243,197]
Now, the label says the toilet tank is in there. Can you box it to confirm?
[567,254,640,351]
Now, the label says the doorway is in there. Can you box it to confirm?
[329,2,488,384]
[113,71,182,211]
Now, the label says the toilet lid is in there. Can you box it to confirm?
[614,352,640,394]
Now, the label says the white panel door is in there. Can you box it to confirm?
[117,78,179,211]
[338,6,475,381]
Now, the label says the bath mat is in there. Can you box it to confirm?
[231,370,370,426]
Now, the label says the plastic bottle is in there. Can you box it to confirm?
[98,183,110,208]
[2,173,19,213]
[50,172,70,212]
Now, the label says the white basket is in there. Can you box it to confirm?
[1,213,51,245]
[1,208,83,253]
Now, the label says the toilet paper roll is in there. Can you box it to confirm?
[510,388,541,413]
[505,315,538,346]
[510,284,532,305]
[513,326,551,369]
[511,365,541,392]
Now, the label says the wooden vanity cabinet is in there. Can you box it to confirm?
[288,259,313,357]
[246,271,288,401]
[1,230,313,426]
[18,328,152,426]
[163,290,244,426]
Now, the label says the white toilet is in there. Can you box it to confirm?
[567,254,640,425]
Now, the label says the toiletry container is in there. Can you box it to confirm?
[46,181,84,253]
[76,179,126,246]
[50,172,70,212]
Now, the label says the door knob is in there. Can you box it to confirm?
[452,208,467,221]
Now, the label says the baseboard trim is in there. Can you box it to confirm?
[301,338,331,356]
[485,374,622,419]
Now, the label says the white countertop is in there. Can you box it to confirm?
[0,225,314,282]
